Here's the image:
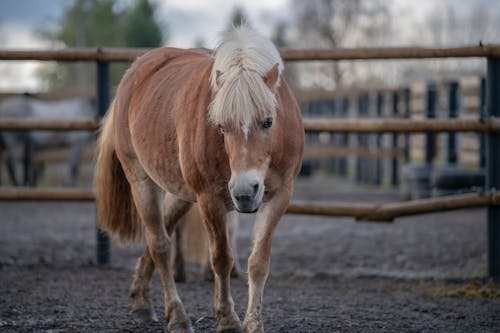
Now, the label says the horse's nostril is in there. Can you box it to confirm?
[252,183,259,195]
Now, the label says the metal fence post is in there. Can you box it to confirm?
[426,83,437,165]
[391,91,399,186]
[375,92,383,186]
[486,58,500,277]
[355,96,363,183]
[96,60,111,266]
[447,82,459,164]
[480,77,487,170]
[339,98,349,177]
[403,88,411,163]
[356,95,369,183]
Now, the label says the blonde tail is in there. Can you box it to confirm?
[94,103,141,243]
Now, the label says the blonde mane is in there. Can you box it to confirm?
[209,26,284,127]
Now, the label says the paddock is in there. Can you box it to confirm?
[0,46,500,332]
[1,177,499,332]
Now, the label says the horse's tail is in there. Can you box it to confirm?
[94,102,141,243]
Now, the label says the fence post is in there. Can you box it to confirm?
[356,95,369,183]
[375,92,383,186]
[426,83,437,165]
[447,82,459,164]
[355,96,363,183]
[480,77,487,170]
[486,58,500,277]
[339,98,349,177]
[403,88,411,163]
[96,60,111,266]
[391,91,399,186]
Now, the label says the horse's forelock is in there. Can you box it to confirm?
[209,26,283,128]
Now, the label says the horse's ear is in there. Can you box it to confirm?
[263,63,280,91]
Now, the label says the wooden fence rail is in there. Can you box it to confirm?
[1,45,500,62]
[302,118,500,133]
[0,187,497,222]
[0,119,99,131]
[288,192,500,222]
[1,118,500,133]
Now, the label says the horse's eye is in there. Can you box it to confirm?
[261,117,273,130]
[218,125,226,135]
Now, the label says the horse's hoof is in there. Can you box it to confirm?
[131,307,159,323]
[168,321,194,333]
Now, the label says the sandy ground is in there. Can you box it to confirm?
[1,177,499,332]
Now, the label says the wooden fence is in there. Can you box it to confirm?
[1,45,499,276]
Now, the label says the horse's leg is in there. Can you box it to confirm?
[68,142,84,187]
[129,247,157,322]
[202,211,240,280]
[173,222,187,283]
[127,174,193,333]
[227,211,241,278]
[198,195,242,333]
[243,189,292,333]
[130,187,191,332]
[5,150,18,186]
[23,134,36,186]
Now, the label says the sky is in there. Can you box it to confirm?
[0,0,288,89]
[0,0,499,90]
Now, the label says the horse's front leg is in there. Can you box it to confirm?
[199,195,242,333]
[243,188,292,333]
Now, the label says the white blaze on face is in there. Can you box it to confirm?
[242,122,250,140]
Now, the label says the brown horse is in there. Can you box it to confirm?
[95,26,304,333]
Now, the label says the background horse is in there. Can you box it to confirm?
[95,26,304,333]
[0,95,95,186]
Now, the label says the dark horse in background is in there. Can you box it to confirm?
[0,94,95,186]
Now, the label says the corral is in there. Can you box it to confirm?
[1,45,500,332]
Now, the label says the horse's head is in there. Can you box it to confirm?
[209,35,283,213]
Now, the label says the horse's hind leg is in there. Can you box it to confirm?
[173,223,187,282]
[128,185,193,332]
[130,247,157,322]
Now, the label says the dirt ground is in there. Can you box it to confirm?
[1,177,499,332]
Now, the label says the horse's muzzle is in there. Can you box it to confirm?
[229,170,264,214]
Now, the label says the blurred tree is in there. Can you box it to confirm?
[290,0,390,89]
[124,0,163,47]
[38,0,165,92]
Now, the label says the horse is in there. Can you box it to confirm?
[95,26,304,333]
[0,95,95,186]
